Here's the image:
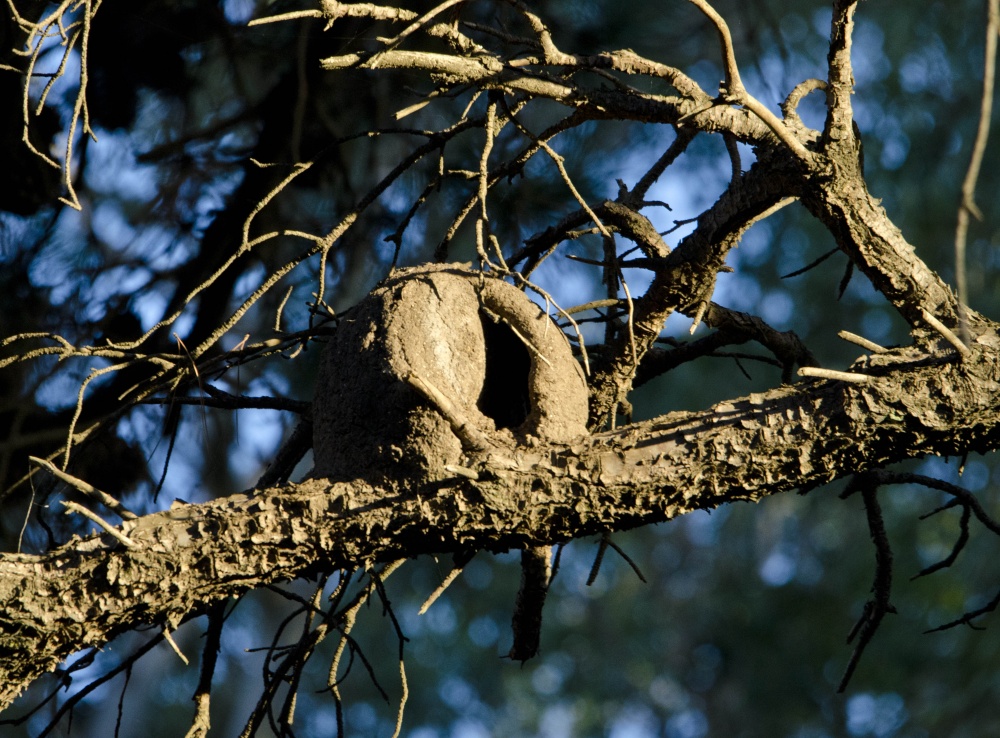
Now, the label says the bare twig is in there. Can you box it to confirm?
[781,246,840,279]
[838,482,895,692]
[837,331,888,353]
[248,9,322,25]
[418,562,467,615]
[586,534,610,586]
[837,260,854,300]
[797,366,871,384]
[605,538,648,583]
[913,505,970,579]
[920,308,971,358]
[630,128,697,201]
[686,0,814,162]
[404,371,490,452]
[60,501,136,547]
[392,658,408,738]
[163,628,190,666]
[368,566,410,737]
[29,456,137,519]
[954,0,999,345]
[925,590,1000,633]
[503,102,614,242]
[141,390,310,414]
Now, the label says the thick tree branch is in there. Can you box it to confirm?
[3,333,1000,708]
[799,171,966,330]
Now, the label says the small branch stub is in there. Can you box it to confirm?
[920,308,971,358]
[798,366,872,384]
[837,331,888,354]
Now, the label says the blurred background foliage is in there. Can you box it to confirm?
[2,0,1000,736]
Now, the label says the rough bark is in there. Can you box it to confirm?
[2,323,999,708]
[3,0,998,721]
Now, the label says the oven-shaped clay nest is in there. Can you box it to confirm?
[312,264,589,485]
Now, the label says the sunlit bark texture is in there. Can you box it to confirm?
[2,0,1000,734]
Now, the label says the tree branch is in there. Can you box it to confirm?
[3,334,1000,708]
[799,168,966,330]
[824,0,859,150]
[586,158,798,427]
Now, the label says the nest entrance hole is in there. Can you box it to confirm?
[477,311,531,430]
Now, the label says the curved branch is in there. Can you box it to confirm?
[686,0,815,162]
[319,37,777,146]
[781,78,827,130]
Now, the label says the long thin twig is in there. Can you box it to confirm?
[29,456,137,519]
[685,0,813,162]
[925,590,1000,633]
[954,0,999,344]
[60,501,136,547]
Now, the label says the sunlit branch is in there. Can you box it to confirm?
[685,0,814,162]
[824,0,859,150]
[954,0,999,344]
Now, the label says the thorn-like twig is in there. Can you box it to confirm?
[837,331,888,353]
[798,366,872,384]
[925,589,1000,633]
[30,455,138,519]
[605,537,648,583]
[836,260,854,300]
[162,627,190,665]
[60,501,137,548]
[920,308,971,358]
[912,505,970,579]
[586,534,610,586]
[781,246,840,279]
[418,553,473,615]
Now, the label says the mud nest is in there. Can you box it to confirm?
[312,264,589,485]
